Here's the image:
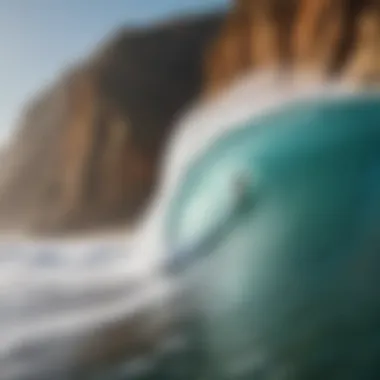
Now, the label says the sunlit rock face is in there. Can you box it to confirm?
[0,11,225,236]
[204,0,380,96]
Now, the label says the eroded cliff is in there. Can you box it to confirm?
[204,0,380,94]
[0,12,225,235]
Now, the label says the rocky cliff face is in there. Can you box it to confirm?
[204,0,380,95]
[5,0,380,236]
[0,12,225,235]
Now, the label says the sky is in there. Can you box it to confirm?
[0,0,230,139]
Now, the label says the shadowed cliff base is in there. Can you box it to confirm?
[0,11,226,236]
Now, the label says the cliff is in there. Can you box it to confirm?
[5,0,380,236]
[0,11,225,235]
[204,0,380,95]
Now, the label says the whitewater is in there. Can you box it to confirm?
[0,72,358,379]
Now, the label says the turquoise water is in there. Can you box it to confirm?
[3,78,380,379]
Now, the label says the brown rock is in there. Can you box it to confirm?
[0,11,225,236]
[7,0,380,237]
[204,0,380,95]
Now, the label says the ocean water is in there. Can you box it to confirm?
[0,73,357,379]
[0,235,133,379]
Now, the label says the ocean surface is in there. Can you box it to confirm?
[0,74,358,380]
[0,234,146,380]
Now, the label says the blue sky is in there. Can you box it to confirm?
[0,0,229,138]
